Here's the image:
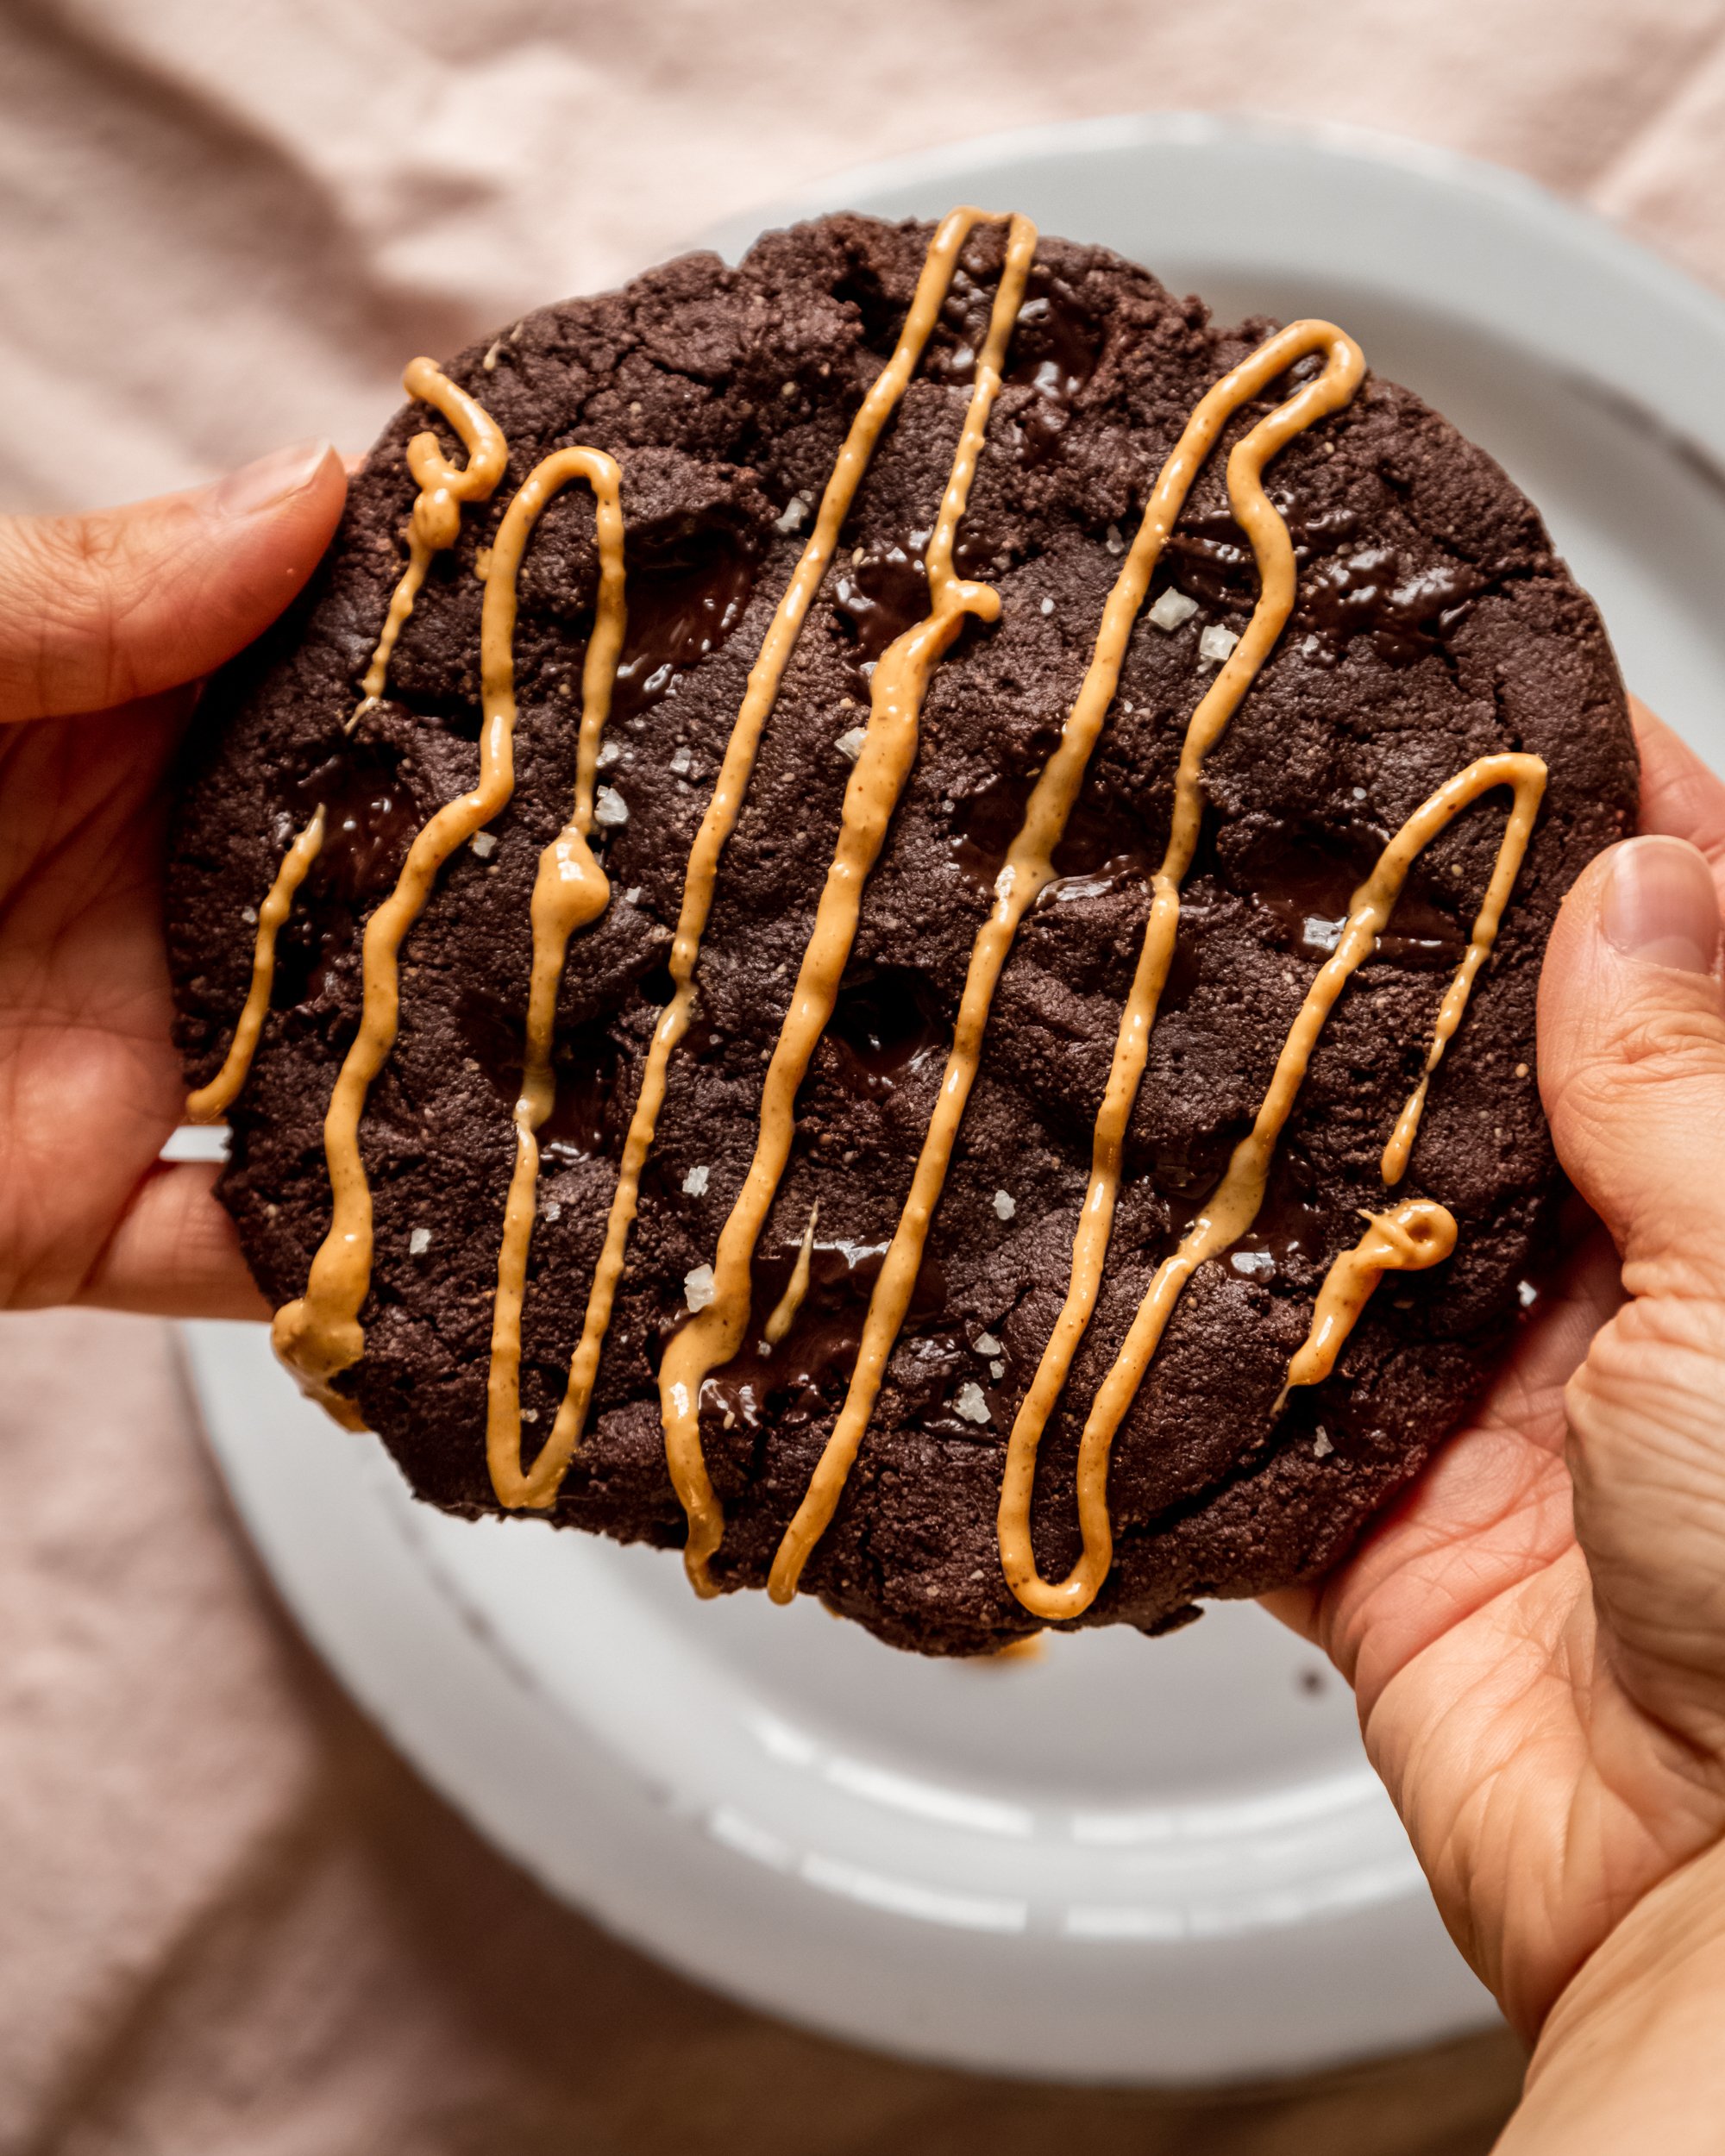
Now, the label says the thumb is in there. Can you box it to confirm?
[1540,834,1725,1299]
[1542,833,1725,1761]
[0,439,347,723]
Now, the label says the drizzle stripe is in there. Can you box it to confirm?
[998,749,1546,1620]
[273,444,623,1420]
[185,806,325,1124]
[508,209,1019,1518]
[660,213,1039,1595]
[485,455,627,1507]
[1276,1200,1457,1410]
[768,319,1365,1604]
[189,359,505,1126]
[354,358,509,724]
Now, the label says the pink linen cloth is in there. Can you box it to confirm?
[3,2,1724,2145]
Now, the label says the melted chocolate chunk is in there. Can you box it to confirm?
[1223,818,1466,968]
[701,1236,945,1435]
[954,773,1155,898]
[1166,508,1258,611]
[1008,268,1105,465]
[1223,1165,1333,1281]
[455,989,619,1158]
[1164,499,1367,615]
[1295,548,1484,667]
[826,967,944,1102]
[292,741,418,903]
[613,545,756,720]
[263,740,421,1012]
[831,537,931,681]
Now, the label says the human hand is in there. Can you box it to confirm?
[1271,697,1725,2073]
[0,443,346,1318]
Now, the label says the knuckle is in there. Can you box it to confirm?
[1559,1001,1725,1144]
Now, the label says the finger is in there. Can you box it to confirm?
[1632,694,1725,883]
[72,1162,269,1321]
[0,440,347,723]
[1540,833,1725,1300]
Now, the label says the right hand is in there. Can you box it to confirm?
[1270,699,1725,2088]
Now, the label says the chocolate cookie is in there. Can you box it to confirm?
[167,210,1636,1656]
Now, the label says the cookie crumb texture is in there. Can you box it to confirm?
[168,215,1634,1656]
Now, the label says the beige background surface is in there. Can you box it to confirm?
[3,0,1724,2146]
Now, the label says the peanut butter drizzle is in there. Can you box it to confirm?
[185,361,506,1130]
[185,806,326,1123]
[999,749,1546,1620]
[497,209,1020,1520]
[484,456,627,1507]
[764,1204,819,1347]
[273,444,624,1423]
[1276,1200,1457,1410]
[660,213,1039,1596]
[354,357,510,726]
[767,319,1366,1605]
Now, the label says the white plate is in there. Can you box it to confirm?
[183,112,1725,2084]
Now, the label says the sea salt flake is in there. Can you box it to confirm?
[240,906,258,925]
[520,1408,538,1424]
[624,887,643,906]
[543,1200,561,1221]
[470,831,497,859]
[597,738,623,768]
[1147,587,1198,631]
[409,1227,431,1256]
[1038,597,1055,616]
[1104,523,1125,555]
[684,1263,716,1312]
[993,1189,1016,1221]
[835,726,868,762]
[594,786,628,827]
[775,497,807,534]
[1313,1426,1334,1458]
[1232,1249,1274,1278]
[1518,1280,1539,1308]
[683,1164,710,1196]
[1352,785,1368,800]
[990,1359,1006,1382]
[669,746,693,775]
[975,1332,1001,1356]
[954,1382,990,1425]
[1199,624,1239,667]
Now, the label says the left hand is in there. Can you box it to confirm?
[0,441,346,1316]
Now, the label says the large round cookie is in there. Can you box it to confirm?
[168,212,1635,1656]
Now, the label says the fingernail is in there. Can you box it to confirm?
[1601,836,1720,974]
[212,437,335,520]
